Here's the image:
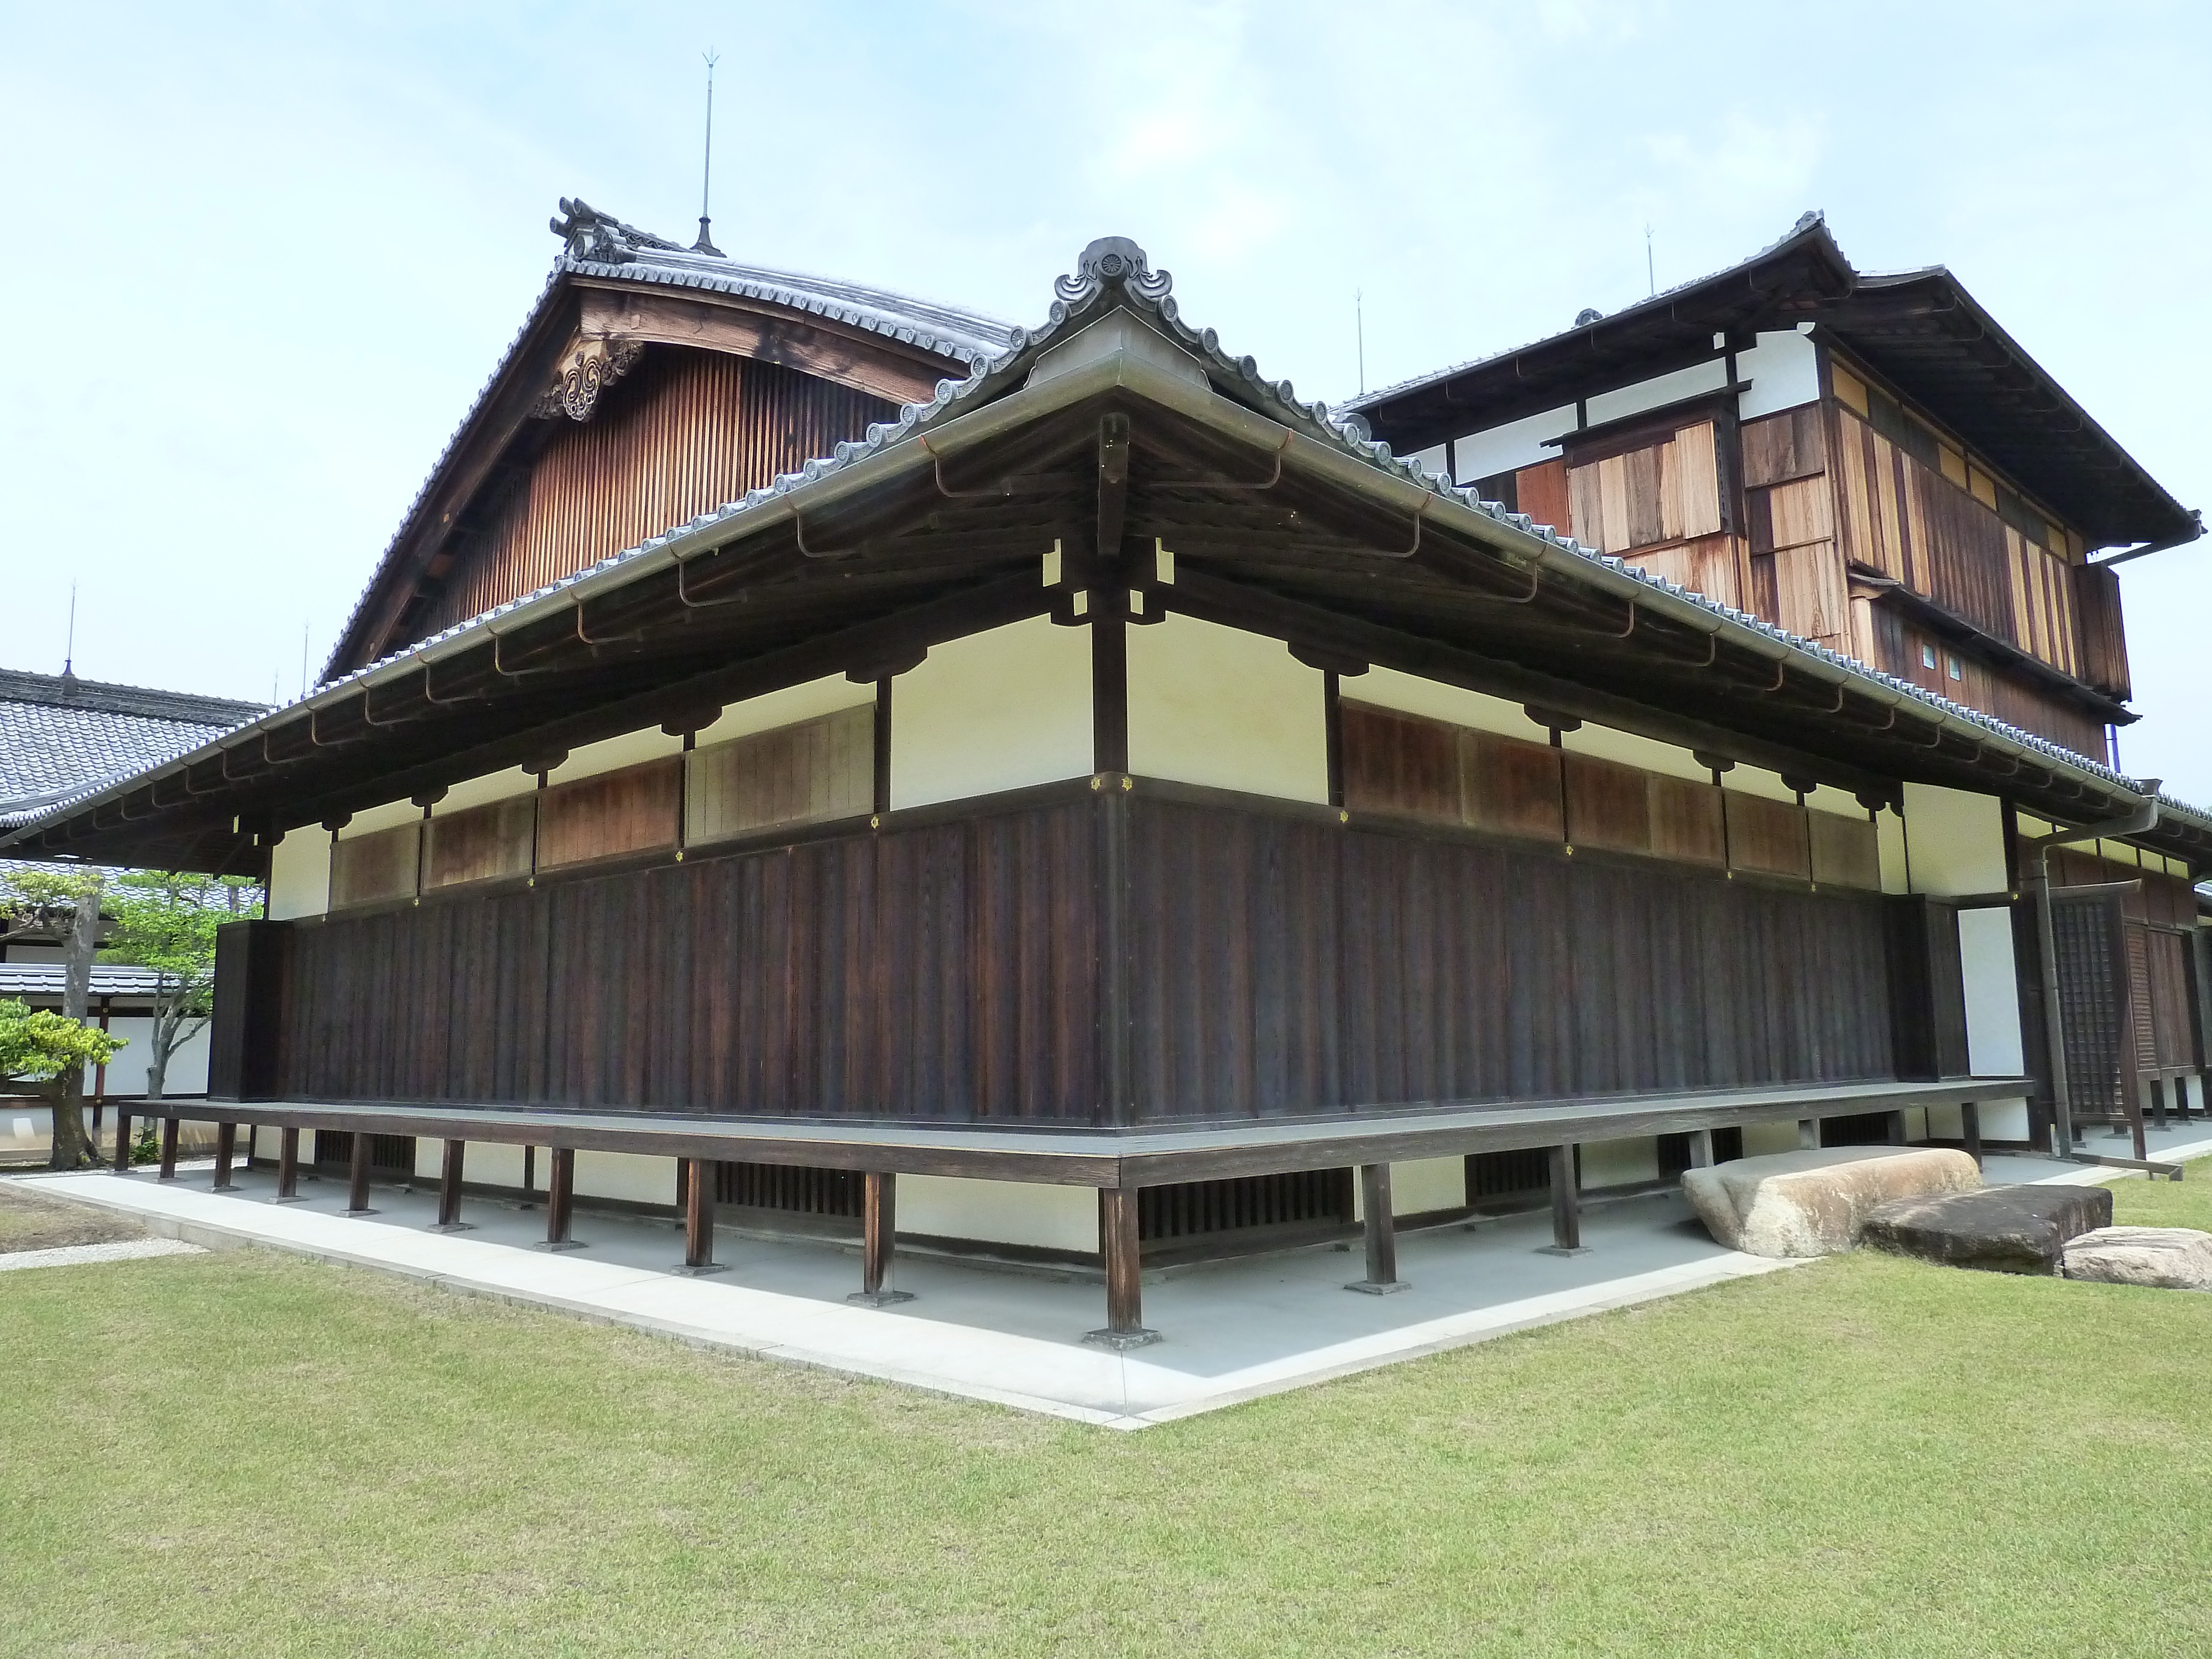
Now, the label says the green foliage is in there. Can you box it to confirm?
[132,1119,160,1165]
[99,872,263,1014]
[0,997,124,1086]
[0,866,103,937]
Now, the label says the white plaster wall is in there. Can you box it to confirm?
[896,1175,1099,1254]
[1736,329,1823,420]
[1585,358,1730,427]
[573,1150,679,1206]
[1350,1157,1467,1218]
[1876,808,1910,895]
[1958,909,2026,1076]
[101,1016,212,1096]
[337,799,422,838]
[1578,1137,1660,1189]
[1902,782,2008,895]
[1741,1120,1803,1157]
[437,766,539,813]
[1340,665,1550,743]
[267,830,332,920]
[890,616,1092,811]
[1725,763,1801,806]
[1978,1097,2032,1141]
[1561,722,1709,784]
[695,673,876,748]
[1408,444,1449,482]
[1449,405,1576,485]
[1126,615,1329,804]
[548,726,686,787]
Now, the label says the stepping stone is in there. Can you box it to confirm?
[1861,1183,2111,1275]
[1682,1147,1981,1259]
[2061,1226,2212,1291]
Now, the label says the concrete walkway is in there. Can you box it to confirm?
[13,1126,2212,1430]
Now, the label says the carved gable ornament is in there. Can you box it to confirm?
[535,333,645,422]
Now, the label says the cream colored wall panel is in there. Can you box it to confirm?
[693,673,877,748]
[1958,909,2026,1076]
[897,1175,1099,1254]
[548,726,686,787]
[414,1137,444,1180]
[268,830,332,921]
[890,617,1092,811]
[338,799,422,838]
[1558,722,1709,784]
[437,766,540,813]
[1877,809,1910,895]
[1578,1137,1660,1189]
[1978,1097,2031,1141]
[1724,764,1801,806]
[1348,666,1550,743]
[1741,1121,1803,1157]
[1389,1156,1468,1216]
[574,1150,679,1207]
[465,1142,529,1192]
[1128,615,1329,803]
[1902,783,2007,895]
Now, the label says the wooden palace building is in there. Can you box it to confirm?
[6,205,2206,1342]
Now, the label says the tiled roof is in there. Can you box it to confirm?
[0,962,168,1000]
[0,670,267,828]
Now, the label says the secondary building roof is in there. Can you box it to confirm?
[1349,212,2201,555]
[0,669,267,828]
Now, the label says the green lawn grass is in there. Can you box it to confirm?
[3,1178,2209,1658]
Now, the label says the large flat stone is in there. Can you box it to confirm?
[1861,1183,2112,1275]
[1682,1147,1981,1258]
[2061,1227,2212,1291]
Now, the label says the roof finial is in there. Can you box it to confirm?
[62,580,76,681]
[693,50,722,256]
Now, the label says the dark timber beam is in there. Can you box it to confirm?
[1347,1164,1410,1295]
[536,1146,581,1250]
[344,1133,377,1216]
[849,1171,913,1306]
[1085,1187,1159,1349]
[109,1109,132,1175]
[211,1123,236,1192]
[274,1126,304,1203]
[1539,1145,1589,1256]
[432,1139,471,1232]
[158,1117,179,1181]
[676,1156,724,1275]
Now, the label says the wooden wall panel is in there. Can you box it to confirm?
[1622,533,1742,610]
[1462,731,1564,841]
[330,823,419,910]
[426,797,536,890]
[537,757,681,870]
[1515,458,1571,535]
[1726,793,1811,879]
[1648,775,1726,866]
[687,706,874,845]
[1808,810,1881,890]
[2074,562,2131,700]
[1740,405,1825,488]
[1772,541,1849,648]
[1340,702,1459,822]
[418,353,900,642]
[1566,421,1723,555]
[1563,753,1650,854]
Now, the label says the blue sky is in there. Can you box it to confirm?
[5,2,2206,800]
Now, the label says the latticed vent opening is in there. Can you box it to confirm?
[1465,1148,1550,1202]
[1819,1112,1896,1147]
[1138,1170,1353,1243]
[713,1161,864,1218]
[311,1131,415,1173]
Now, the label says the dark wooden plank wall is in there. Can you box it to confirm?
[2073,562,2132,701]
[416,352,898,641]
[265,799,1100,1122]
[1124,796,1895,1123]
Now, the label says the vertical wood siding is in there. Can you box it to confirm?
[687,706,874,845]
[417,352,898,640]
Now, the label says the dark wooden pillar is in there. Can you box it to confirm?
[538,1147,581,1250]
[158,1118,180,1181]
[848,1171,914,1306]
[1885,1110,1908,1146]
[273,1127,304,1202]
[431,1139,472,1232]
[211,1123,236,1191]
[2151,1076,2170,1132]
[1538,1144,1589,1256]
[1085,1187,1159,1348]
[1346,1164,1409,1294]
[109,1109,132,1174]
[343,1132,376,1216]
[1960,1100,1983,1170]
[676,1157,724,1274]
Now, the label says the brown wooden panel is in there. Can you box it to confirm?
[1563,752,1650,855]
[1808,809,1881,890]
[1726,792,1811,879]
[1648,774,1725,866]
[1740,404,1826,488]
[1515,458,1571,535]
[1462,730,1563,842]
[1772,540,1848,647]
[330,823,419,910]
[537,757,682,870]
[1624,532,1741,609]
[426,796,536,889]
[1340,702,1459,823]
[2074,561,2130,701]
[687,705,873,845]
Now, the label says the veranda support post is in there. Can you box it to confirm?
[849,1171,912,1306]
[1347,1164,1409,1294]
[1085,1187,1160,1349]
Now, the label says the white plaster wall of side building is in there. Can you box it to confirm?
[1741,1120,1804,1157]
[267,828,332,920]
[1735,328,1823,421]
[1877,807,1911,895]
[1126,614,1330,804]
[889,615,1092,811]
[1387,1156,1470,1217]
[336,797,424,839]
[1558,721,1708,785]
[895,1175,1100,1255]
[1339,665,1551,744]
[103,1016,213,1097]
[465,1141,530,1193]
[1447,404,1577,486]
[1584,358,1730,427]
[1578,1137,1660,1190]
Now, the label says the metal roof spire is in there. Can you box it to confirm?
[692,50,721,257]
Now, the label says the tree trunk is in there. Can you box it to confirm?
[145,1016,168,1104]
[48,885,102,1170]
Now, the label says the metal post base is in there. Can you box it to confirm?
[670,1261,729,1277]
[1345,1279,1411,1295]
[847,1289,916,1307]
[429,1222,476,1234]
[1536,1244,1593,1258]
[1083,1327,1162,1350]
[532,1239,587,1253]
[341,1207,380,1218]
